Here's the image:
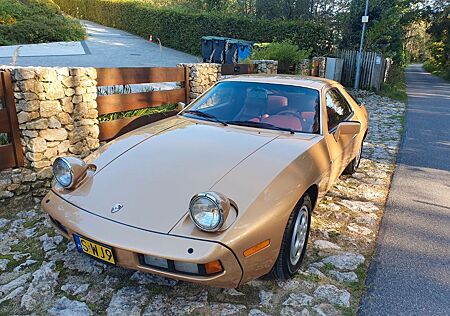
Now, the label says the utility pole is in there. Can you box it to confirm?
[354,0,370,90]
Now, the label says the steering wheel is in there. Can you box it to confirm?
[275,110,304,121]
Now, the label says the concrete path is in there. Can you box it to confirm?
[359,64,450,315]
[0,21,199,67]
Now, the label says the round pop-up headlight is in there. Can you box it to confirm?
[53,157,73,188]
[52,157,94,189]
[189,192,231,232]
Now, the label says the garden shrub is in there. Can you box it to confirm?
[0,0,85,46]
[252,40,311,65]
[52,0,331,56]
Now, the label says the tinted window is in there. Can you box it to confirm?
[184,81,320,134]
[325,89,352,130]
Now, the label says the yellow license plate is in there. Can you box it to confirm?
[73,234,116,264]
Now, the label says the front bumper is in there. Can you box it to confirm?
[42,191,243,288]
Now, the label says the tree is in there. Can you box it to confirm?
[340,0,424,63]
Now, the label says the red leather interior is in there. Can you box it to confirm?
[262,115,302,131]
[267,96,288,114]
[301,112,315,120]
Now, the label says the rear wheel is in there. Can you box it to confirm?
[270,195,312,279]
[343,141,363,175]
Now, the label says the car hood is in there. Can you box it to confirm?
[60,117,281,233]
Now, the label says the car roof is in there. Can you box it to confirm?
[222,74,337,90]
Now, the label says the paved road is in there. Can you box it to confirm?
[0,21,199,67]
[359,64,450,315]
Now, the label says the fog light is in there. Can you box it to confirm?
[143,255,168,269]
[205,260,223,275]
[174,261,199,274]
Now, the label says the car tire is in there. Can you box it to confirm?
[270,194,312,280]
[343,141,363,175]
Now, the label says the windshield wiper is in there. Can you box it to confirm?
[183,110,227,126]
[226,120,295,134]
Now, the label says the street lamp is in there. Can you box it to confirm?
[354,0,370,90]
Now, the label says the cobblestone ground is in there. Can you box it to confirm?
[0,92,405,315]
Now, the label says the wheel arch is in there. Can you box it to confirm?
[304,184,319,210]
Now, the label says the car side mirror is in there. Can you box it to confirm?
[334,121,361,142]
[177,102,186,111]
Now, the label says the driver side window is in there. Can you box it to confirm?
[325,89,353,131]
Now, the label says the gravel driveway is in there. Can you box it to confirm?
[0,92,405,315]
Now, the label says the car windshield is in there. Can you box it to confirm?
[182,81,320,134]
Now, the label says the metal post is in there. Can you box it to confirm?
[354,0,370,90]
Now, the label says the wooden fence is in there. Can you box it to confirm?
[0,70,24,171]
[335,49,388,90]
[221,64,254,75]
[96,67,190,142]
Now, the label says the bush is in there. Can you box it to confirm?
[252,40,311,65]
[423,41,450,81]
[52,0,331,56]
[378,65,407,103]
[423,61,450,81]
[0,0,85,46]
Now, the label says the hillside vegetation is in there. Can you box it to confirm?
[0,0,85,46]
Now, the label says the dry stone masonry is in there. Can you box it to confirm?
[0,67,99,199]
[252,60,278,75]
[178,63,222,100]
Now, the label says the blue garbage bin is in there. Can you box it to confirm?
[237,41,253,62]
[224,39,254,64]
[202,37,254,64]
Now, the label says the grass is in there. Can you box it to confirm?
[97,84,178,122]
[423,61,450,81]
[378,65,407,103]
[98,103,177,122]
[0,133,8,145]
[0,0,85,46]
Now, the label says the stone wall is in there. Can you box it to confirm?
[296,59,312,76]
[178,63,222,101]
[0,67,99,200]
[311,57,327,78]
[252,60,278,74]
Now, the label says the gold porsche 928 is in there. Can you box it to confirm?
[42,75,368,288]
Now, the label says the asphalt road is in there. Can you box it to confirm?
[0,20,198,67]
[359,64,450,315]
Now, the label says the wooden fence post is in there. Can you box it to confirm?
[1,70,24,168]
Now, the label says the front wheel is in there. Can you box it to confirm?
[270,195,312,279]
[343,141,363,175]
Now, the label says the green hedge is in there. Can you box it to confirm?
[53,0,331,56]
[0,0,85,46]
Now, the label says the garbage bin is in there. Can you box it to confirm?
[224,39,239,64]
[237,41,253,62]
[202,37,254,64]
[201,36,227,63]
[225,39,254,64]
[201,36,214,62]
[211,37,228,63]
